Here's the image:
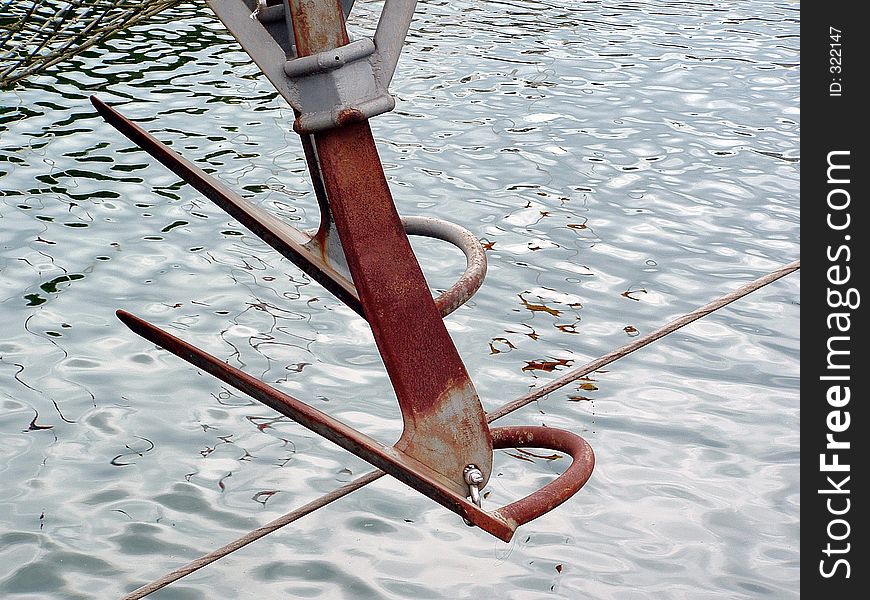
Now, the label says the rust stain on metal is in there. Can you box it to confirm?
[335,107,366,126]
[285,0,494,492]
[313,121,493,492]
[490,426,594,530]
[289,0,349,57]
[99,0,597,544]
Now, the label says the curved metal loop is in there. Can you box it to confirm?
[487,426,594,531]
[401,215,488,317]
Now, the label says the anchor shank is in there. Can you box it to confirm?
[288,0,492,490]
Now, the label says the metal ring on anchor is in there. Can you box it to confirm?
[488,426,595,530]
[401,215,488,317]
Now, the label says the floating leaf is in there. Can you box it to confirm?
[516,448,563,461]
[519,294,561,316]
[247,415,285,431]
[505,452,536,463]
[523,358,573,372]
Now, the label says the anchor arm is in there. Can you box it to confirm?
[90,95,365,316]
[91,96,488,319]
[116,309,594,542]
[116,309,512,539]
[97,0,597,542]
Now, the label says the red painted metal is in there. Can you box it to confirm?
[90,96,487,320]
[98,0,597,543]
[116,310,593,542]
[312,122,493,493]
[288,0,493,495]
[490,426,595,530]
[116,310,501,533]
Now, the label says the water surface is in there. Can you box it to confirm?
[1,1,799,598]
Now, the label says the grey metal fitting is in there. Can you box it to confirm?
[464,464,484,507]
[283,38,375,76]
[283,38,395,132]
[207,0,417,133]
[462,464,484,525]
[280,10,411,133]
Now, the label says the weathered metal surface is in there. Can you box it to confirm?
[206,0,413,132]
[91,97,486,321]
[117,310,594,542]
[489,426,595,530]
[282,27,394,133]
[311,121,493,493]
[90,95,483,321]
[89,96,365,316]
[371,0,419,85]
[401,215,487,317]
[206,0,297,104]
[98,0,596,543]
[289,0,494,493]
[116,310,510,538]
[288,0,348,53]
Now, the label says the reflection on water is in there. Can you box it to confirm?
[1,1,798,598]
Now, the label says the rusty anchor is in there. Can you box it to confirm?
[94,0,594,542]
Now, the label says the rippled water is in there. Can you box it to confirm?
[1,1,799,598]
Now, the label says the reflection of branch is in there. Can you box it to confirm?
[52,399,76,423]
[621,288,647,301]
[110,436,155,466]
[27,409,53,431]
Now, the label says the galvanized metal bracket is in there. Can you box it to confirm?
[207,0,418,132]
[282,37,394,133]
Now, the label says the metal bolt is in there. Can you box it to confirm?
[461,464,484,527]
[464,464,484,507]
